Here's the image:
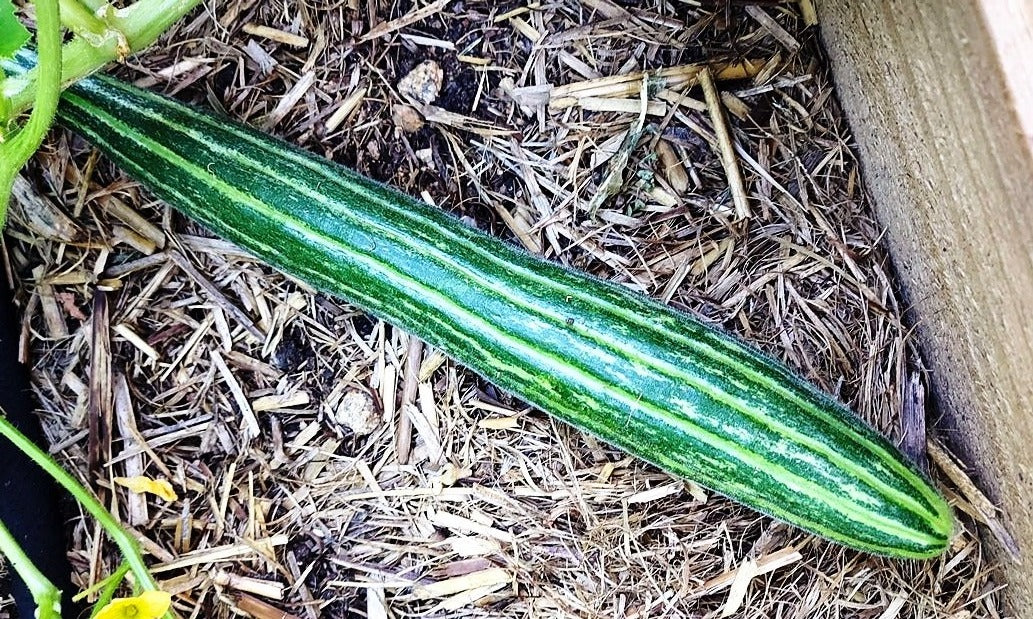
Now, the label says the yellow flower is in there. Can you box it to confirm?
[95,591,171,619]
[113,476,179,501]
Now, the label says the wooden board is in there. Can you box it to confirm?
[815,2,1033,614]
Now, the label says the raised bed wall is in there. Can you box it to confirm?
[816,2,1033,614]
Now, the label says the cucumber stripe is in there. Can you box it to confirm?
[49,72,952,558]
[64,81,937,521]
[113,85,945,518]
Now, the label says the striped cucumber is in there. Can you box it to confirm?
[32,66,951,557]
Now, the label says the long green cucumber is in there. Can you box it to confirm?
[24,63,952,558]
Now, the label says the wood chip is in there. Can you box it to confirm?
[213,570,285,599]
[234,594,303,619]
[656,139,689,193]
[264,71,316,129]
[211,349,261,440]
[325,85,368,132]
[9,174,82,242]
[87,291,112,474]
[395,337,423,464]
[414,567,511,599]
[252,391,310,412]
[112,374,149,526]
[107,196,166,249]
[693,547,803,596]
[35,265,69,339]
[624,483,682,504]
[242,23,309,48]
[550,60,763,107]
[429,511,516,544]
[699,67,751,219]
[477,416,519,430]
[745,6,801,52]
[721,558,758,617]
[152,535,289,573]
[359,0,449,42]
[579,97,667,116]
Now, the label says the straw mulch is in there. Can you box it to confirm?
[2,1,1007,617]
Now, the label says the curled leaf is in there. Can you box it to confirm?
[113,476,178,502]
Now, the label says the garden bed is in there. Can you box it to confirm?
[2,1,1003,617]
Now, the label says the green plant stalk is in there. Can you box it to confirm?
[86,562,131,619]
[0,0,62,223]
[57,0,121,47]
[0,415,160,595]
[0,518,61,619]
[75,561,129,604]
[4,0,199,115]
[0,85,10,130]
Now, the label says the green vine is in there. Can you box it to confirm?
[0,0,200,224]
[0,2,198,616]
[0,416,165,601]
[0,0,61,224]
[0,518,61,619]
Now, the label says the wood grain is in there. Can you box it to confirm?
[816,1,1033,613]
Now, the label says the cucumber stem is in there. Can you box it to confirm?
[0,518,62,619]
[0,415,162,598]
[0,0,62,224]
[5,0,200,115]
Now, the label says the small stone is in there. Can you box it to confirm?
[392,104,425,133]
[415,147,435,167]
[366,139,381,161]
[336,390,379,436]
[398,60,443,105]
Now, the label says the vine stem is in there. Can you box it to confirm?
[0,414,160,595]
[57,0,123,46]
[0,518,61,619]
[5,0,201,115]
[0,0,62,224]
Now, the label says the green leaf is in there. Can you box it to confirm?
[0,0,30,58]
